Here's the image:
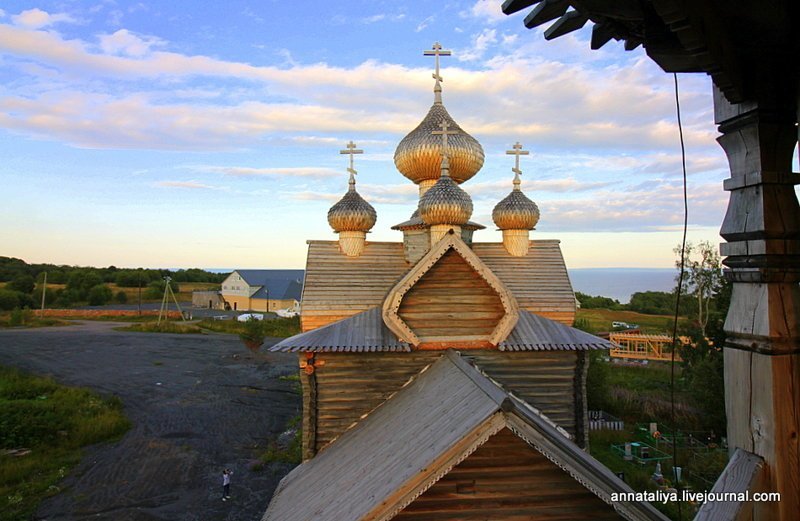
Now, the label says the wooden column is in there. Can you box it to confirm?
[714,85,800,520]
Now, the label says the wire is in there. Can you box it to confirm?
[670,72,688,520]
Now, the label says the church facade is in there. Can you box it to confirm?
[262,44,667,521]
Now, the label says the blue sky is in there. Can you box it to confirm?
[0,1,738,269]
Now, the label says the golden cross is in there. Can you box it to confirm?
[340,140,363,175]
[423,41,452,82]
[432,120,459,157]
[506,142,529,174]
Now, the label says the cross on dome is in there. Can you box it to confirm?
[424,42,452,83]
[506,142,529,175]
[340,140,364,175]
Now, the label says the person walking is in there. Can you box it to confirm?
[222,469,233,501]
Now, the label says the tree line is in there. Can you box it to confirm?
[0,257,228,310]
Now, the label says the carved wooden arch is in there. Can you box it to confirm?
[382,230,520,347]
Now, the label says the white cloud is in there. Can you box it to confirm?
[459,28,497,62]
[155,180,223,190]
[415,15,434,32]
[197,166,341,178]
[98,29,164,57]
[11,8,75,29]
[464,0,508,24]
[0,19,717,158]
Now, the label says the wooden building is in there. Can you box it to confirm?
[262,46,667,521]
[500,1,799,519]
[219,269,302,312]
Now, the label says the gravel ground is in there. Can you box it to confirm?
[0,321,300,521]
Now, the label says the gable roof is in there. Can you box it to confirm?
[231,270,304,300]
[301,240,576,329]
[262,350,668,521]
[270,307,609,353]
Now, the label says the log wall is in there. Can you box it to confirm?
[394,428,623,520]
[303,350,582,458]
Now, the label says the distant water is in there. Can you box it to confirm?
[568,268,676,304]
[204,268,674,304]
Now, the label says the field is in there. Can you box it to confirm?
[0,366,130,521]
[575,308,681,334]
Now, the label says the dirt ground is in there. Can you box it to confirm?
[0,321,301,521]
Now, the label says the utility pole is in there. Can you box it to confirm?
[137,269,142,316]
[40,272,47,312]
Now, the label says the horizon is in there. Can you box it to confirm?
[0,1,744,268]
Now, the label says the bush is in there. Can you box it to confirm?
[87,285,113,306]
[66,271,103,301]
[6,275,35,294]
[115,291,128,304]
[0,290,33,311]
[143,280,180,300]
[576,292,622,310]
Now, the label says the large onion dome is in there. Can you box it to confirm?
[327,174,377,232]
[492,173,540,230]
[394,103,484,185]
[418,157,473,225]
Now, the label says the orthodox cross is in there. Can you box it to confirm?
[432,120,458,157]
[424,42,452,83]
[506,142,529,174]
[340,140,363,175]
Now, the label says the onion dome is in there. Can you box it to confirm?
[418,157,473,225]
[492,172,540,230]
[394,101,484,186]
[327,173,377,232]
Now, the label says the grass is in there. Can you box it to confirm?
[0,310,70,329]
[197,316,301,338]
[0,366,130,521]
[114,321,204,334]
[253,414,302,468]
[576,308,684,335]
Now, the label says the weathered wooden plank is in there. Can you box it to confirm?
[694,448,765,521]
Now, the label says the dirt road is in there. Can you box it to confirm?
[0,321,300,521]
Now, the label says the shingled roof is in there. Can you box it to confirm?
[269,307,611,352]
[262,350,668,521]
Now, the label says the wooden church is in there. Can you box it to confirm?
[262,44,667,521]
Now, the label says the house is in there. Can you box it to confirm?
[262,44,667,520]
[219,270,303,312]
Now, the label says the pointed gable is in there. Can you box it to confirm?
[383,231,519,348]
[262,351,669,521]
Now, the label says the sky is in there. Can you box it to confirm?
[0,0,742,269]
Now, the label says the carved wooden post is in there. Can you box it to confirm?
[714,85,800,520]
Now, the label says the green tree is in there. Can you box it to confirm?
[87,285,113,306]
[66,271,104,301]
[575,292,621,310]
[115,290,128,304]
[6,275,35,294]
[675,241,724,337]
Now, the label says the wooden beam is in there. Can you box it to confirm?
[590,21,616,50]
[543,10,589,40]
[694,448,765,521]
[524,0,568,29]
[501,0,542,16]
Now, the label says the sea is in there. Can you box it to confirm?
[568,268,676,304]
[207,267,676,305]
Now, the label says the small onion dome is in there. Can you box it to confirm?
[327,174,377,233]
[394,103,484,185]
[492,173,540,230]
[418,157,473,226]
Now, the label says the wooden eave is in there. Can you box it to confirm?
[694,448,765,521]
[382,231,520,347]
[269,307,611,352]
